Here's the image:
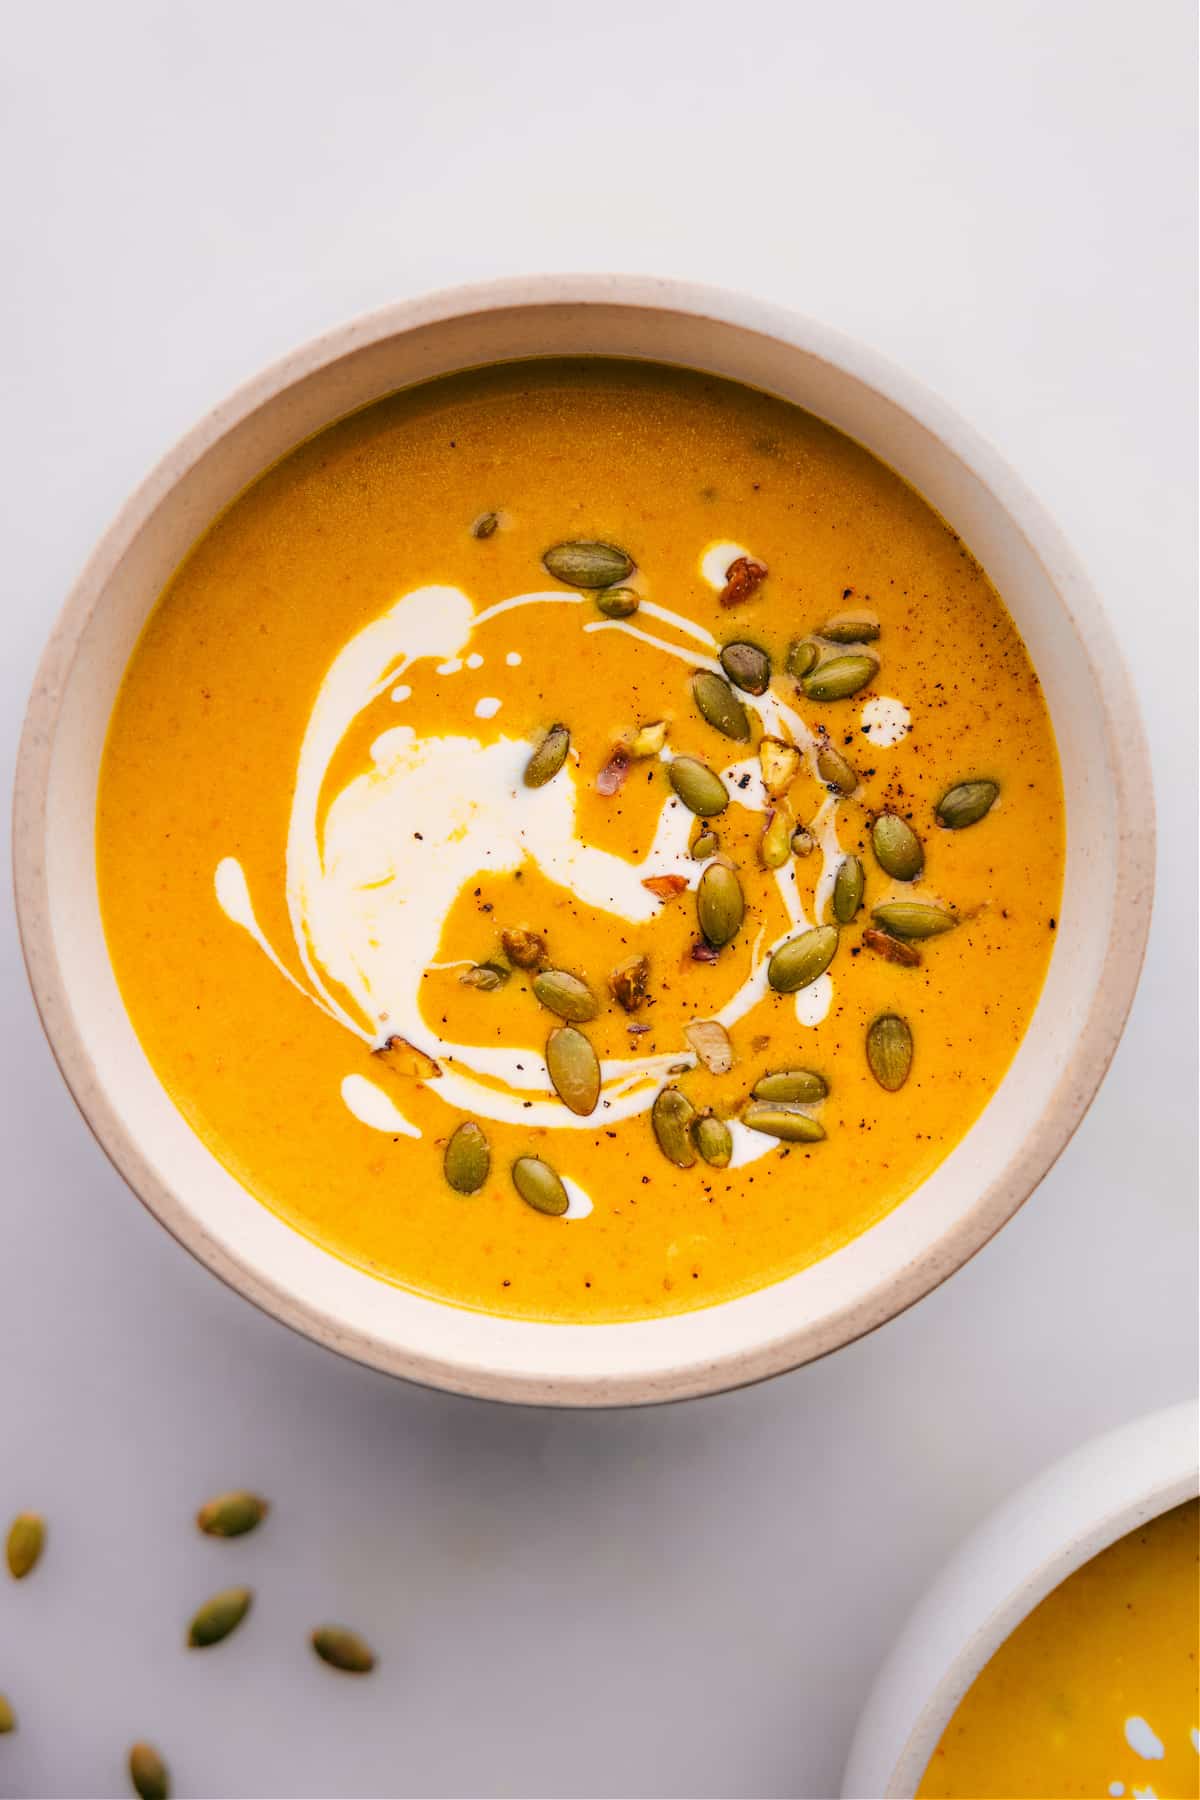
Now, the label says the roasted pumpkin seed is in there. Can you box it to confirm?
[196,1491,269,1539]
[816,743,858,795]
[863,927,922,966]
[867,1014,913,1091]
[609,953,649,1011]
[546,1026,601,1116]
[312,1625,376,1674]
[532,967,599,1022]
[751,1068,827,1104]
[691,670,751,741]
[697,862,744,948]
[693,1114,733,1168]
[595,585,641,619]
[500,927,544,969]
[801,654,878,702]
[742,1104,826,1143]
[785,638,820,679]
[543,541,633,588]
[512,1156,569,1216]
[669,755,729,816]
[188,1587,252,1648]
[5,1513,44,1580]
[872,814,924,881]
[459,961,509,990]
[871,901,958,939]
[832,855,865,923]
[129,1743,169,1800]
[444,1121,490,1193]
[652,1088,697,1168]
[691,829,719,860]
[523,724,570,788]
[819,611,879,643]
[719,641,771,695]
[936,779,1000,830]
[470,511,499,540]
[767,925,839,992]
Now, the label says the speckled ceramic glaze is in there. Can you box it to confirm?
[12,276,1155,1404]
[842,1400,1199,1797]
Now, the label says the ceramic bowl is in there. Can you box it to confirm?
[842,1399,1199,1796]
[13,275,1154,1405]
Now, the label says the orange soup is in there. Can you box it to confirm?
[97,360,1064,1322]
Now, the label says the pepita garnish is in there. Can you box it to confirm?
[523,723,570,788]
[786,638,820,679]
[683,1018,734,1075]
[129,1743,169,1800]
[936,779,1000,830]
[470,511,499,540]
[767,924,839,992]
[697,862,744,948]
[188,1586,252,1648]
[312,1625,377,1674]
[375,1035,443,1080]
[595,586,641,619]
[5,1512,43,1580]
[871,901,958,939]
[719,641,771,695]
[871,814,924,881]
[759,807,793,869]
[444,1120,490,1193]
[512,1156,569,1216]
[691,829,719,860]
[542,541,633,588]
[651,1087,697,1167]
[759,737,801,797]
[741,1103,826,1143]
[546,1025,601,1116]
[669,755,729,816]
[691,670,751,741]
[196,1491,269,1539]
[751,1068,827,1104]
[459,960,510,990]
[819,611,879,643]
[693,1114,733,1167]
[801,654,878,702]
[500,927,544,969]
[532,967,599,1022]
[862,927,921,966]
[609,953,649,1012]
[816,742,858,795]
[867,1014,914,1090]
[832,855,865,923]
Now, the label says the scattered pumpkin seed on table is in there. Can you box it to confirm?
[312,1625,376,1674]
[129,1743,170,1800]
[196,1491,269,1538]
[188,1586,253,1648]
[0,1695,14,1736]
[5,1513,44,1579]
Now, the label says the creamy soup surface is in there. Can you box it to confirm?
[97,360,1064,1322]
[918,1499,1200,1800]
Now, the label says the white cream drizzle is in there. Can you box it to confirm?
[1125,1718,1165,1762]
[861,694,911,747]
[699,540,752,588]
[473,696,501,719]
[213,571,861,1162]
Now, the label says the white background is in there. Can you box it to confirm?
[1,4,1195,1796]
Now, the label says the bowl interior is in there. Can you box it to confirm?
[16,281,1152,1402]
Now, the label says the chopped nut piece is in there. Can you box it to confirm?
[501,927,544,969]
[626,719,668,759]
[718,555,768,608]
[610,954,650,1012]
[374,1035,443,1080]
[689,939,720,965]
[683,1018,735,1075]
[863,928,922,967]
[759,737,801,798]
[642,874,689,900]
[597,744,632,795]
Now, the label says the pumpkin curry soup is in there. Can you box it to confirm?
[96,360,1063,1322]
[918,1499,1200,1800]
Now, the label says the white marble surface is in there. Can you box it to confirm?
[1,3,1194,1795]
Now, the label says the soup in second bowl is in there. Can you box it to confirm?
[96,359,1064,1322]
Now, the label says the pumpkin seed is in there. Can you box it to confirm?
[188,1586,252,1648]
[627,719,668,758]
[595,586,641,619]
[500,927,544,969]
[816,743,858,794]
[470,511,499,540]
[683,1018,734,1075]
[5,1513,43,1580]
[669,756,729,817]
[691,670,751,741]
[375,1035,442,1080]
[819,611,879,643]
[312,1625,376,1674]
[697,862,744,948]
[872,814,924,881]
[129,1744,169,1800]
[719,641,771,695]
[759,808,793,869]
[0,1696,14,1736]
[523,724,570,788]
[832,856,865,923]
[693,1114,733,1168]
[767,925,839,992]
[801,654,878,701]
[512,1156,569,1216]
[196,1491,269,1539]
[543,541,633,588]
[546,1026,601,1116]
[871,901,958,939]
[532,967,599,1022]
[759,737,801,797]
[652,1088,697,1168]
[459,961,510,990]
[863,927,922,966]
[867,1014,913,1091]
[785,638,819,679]
[751,1068,827,1104]
[742,1104,826,1143]
[609,954,649,1011]
[936,779,1000,830]
[444,1121,490,1193]
[691,829,719,860]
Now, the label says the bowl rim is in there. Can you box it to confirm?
[11,273,1156,1404]
[840,1398,1200,1797]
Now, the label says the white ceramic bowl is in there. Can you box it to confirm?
[13,275,1155,1405]
[842,1399,1199,1797]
